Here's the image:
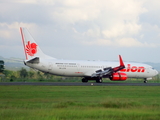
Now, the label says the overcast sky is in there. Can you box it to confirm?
[0,0,160,63]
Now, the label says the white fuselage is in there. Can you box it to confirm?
[26,58,158,79]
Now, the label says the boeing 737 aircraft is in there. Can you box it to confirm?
[20,27,158,83]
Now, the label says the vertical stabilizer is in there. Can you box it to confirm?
[20,27,47,60]
[119,55,125,67]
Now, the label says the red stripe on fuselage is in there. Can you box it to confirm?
[75,72,83,74]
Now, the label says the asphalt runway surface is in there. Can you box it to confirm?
[0,82,160,86]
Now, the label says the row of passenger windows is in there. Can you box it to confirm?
[57,65,104,68]
[57,65,77,67]
[81,66,103,68]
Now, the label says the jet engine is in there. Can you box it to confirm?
[110,73,127,81]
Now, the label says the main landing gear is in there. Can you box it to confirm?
[144,78,147,83]
[82,78,88,83]
[82,77,103,83]
[96,78,103,83]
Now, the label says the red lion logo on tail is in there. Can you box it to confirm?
[26,41,37,56]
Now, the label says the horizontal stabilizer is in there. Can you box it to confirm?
[25,57,39,64]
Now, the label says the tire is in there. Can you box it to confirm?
[82,78,88,83]
[96,79,102,83]
[144,78,148,83]
[144,80,147,83]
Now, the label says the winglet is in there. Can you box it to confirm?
[119,55,125,67]
[111,55,125,73]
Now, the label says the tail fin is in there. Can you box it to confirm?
[20,27,49,60]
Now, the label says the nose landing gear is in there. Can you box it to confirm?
[144,78,147,83]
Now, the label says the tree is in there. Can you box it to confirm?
[0,60,4,73]
[37,71,43,81]
[19,68,28,78]
[28,71,35,79]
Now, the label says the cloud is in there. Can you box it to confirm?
[0,22,37,39]
[83,37,157,47]
[51,2,100,24]
[102,23,142,38]
[83,39,112,46]
[48,0,150,47]
[14,0,55,5]
[115,38,156,47]
[0,0,160,62]
[116,38,143,47]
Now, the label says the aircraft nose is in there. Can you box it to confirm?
[155,70,159,75]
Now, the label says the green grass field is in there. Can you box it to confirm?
[0,86,160,120]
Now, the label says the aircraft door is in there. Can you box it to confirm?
[48,62,53,72]
[77,63,80,72]
[76,63,83,76]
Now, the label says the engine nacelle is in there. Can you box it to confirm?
[110,73,127,81]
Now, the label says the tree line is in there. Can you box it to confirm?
[0,67,160,82]
[0,68,81,82]
[0,60,4,73]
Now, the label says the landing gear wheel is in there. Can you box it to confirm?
[82,78,88,83]
[144,78,147,83]
[144,80,147,83]
[96,79,103,83]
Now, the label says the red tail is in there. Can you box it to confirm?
[119,55,125,67]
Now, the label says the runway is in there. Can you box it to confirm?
[0,82,160,86]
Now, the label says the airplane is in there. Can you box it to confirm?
[20,27,158,83]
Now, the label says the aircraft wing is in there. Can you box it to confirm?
[91,55,125,78]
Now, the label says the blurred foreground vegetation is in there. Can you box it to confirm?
[0,68,160,83]
[0,86,160,120]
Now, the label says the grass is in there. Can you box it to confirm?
[0,86,160,120]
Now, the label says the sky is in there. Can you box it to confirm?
[0,0,160,63]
